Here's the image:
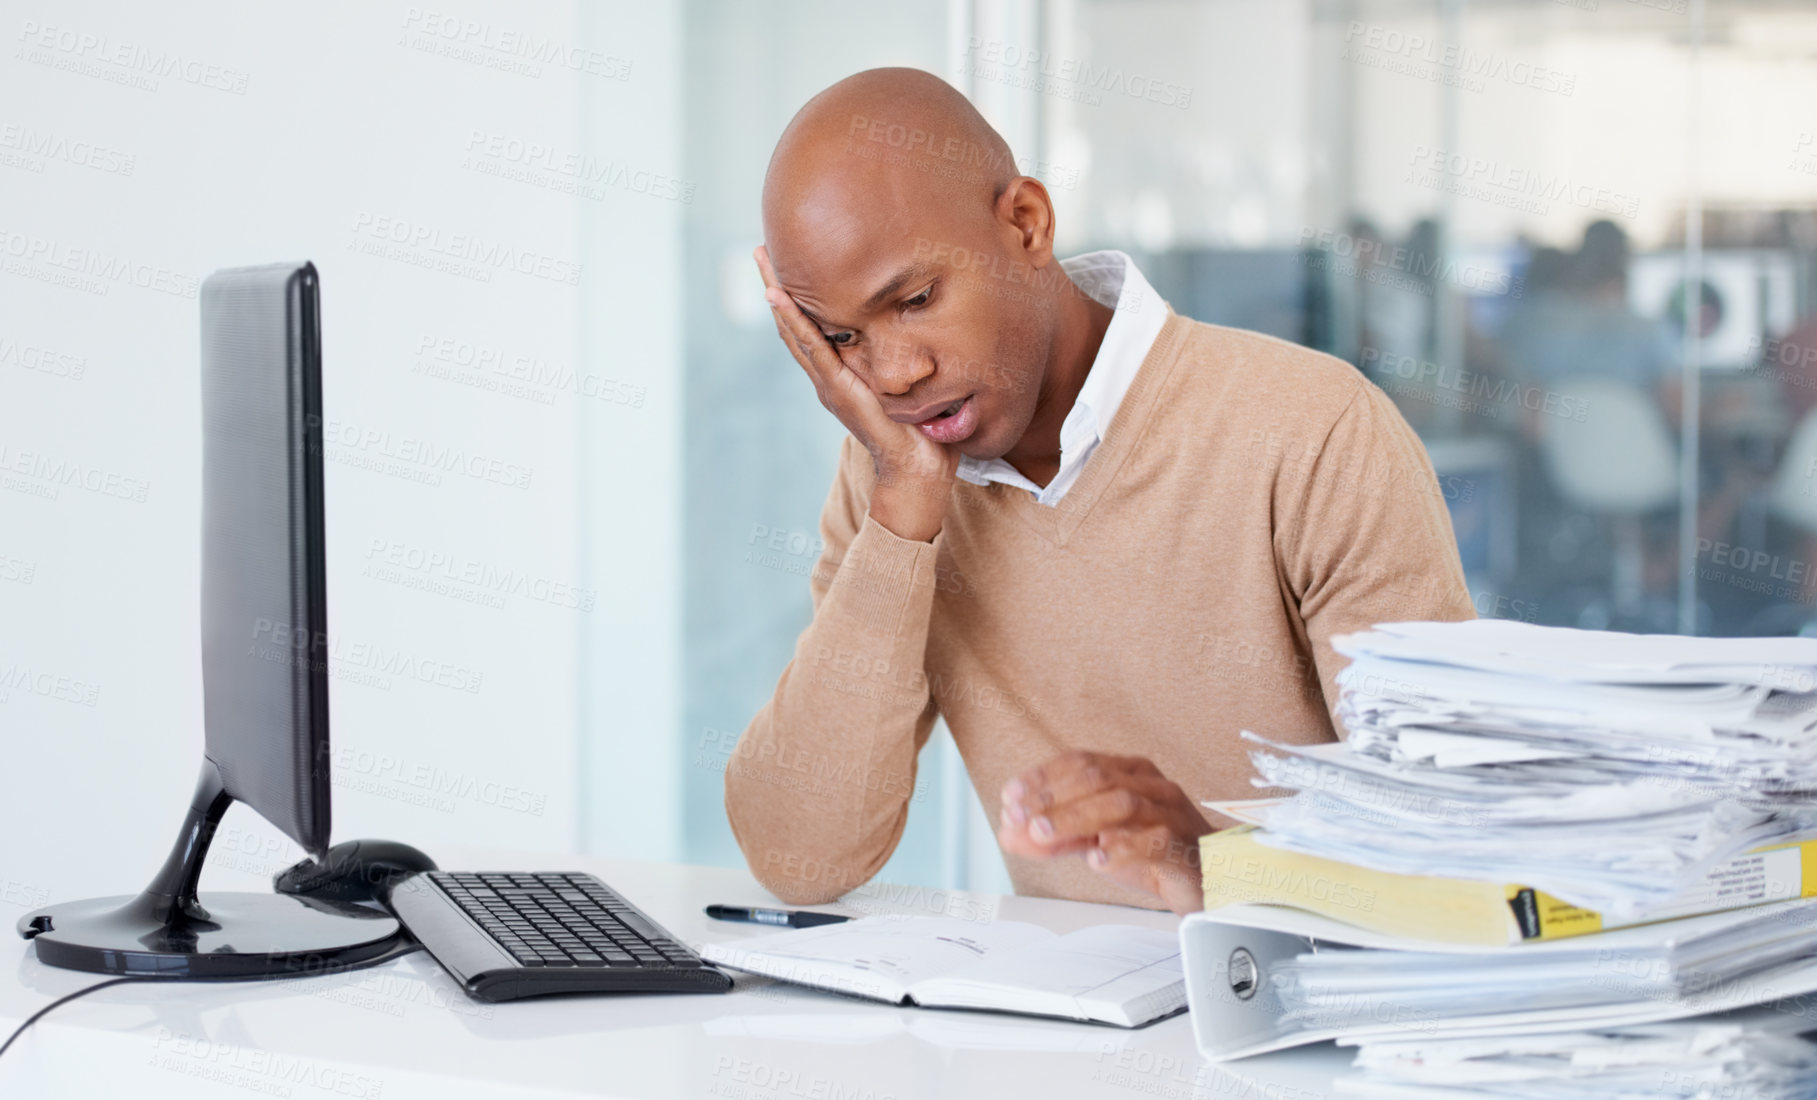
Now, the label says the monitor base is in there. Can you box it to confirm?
[18,890,403,978]
[18,757,404,979]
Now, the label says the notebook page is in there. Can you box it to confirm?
[700,915,1053,1004]
[908,925,1184,1026]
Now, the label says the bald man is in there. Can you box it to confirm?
[726,67,1473,914]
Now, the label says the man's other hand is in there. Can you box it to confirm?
[997,751,1212,915]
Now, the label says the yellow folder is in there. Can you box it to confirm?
[1200,824,1817,946]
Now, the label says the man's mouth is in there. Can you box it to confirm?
[914,394,980,444]
[919,398,967,424]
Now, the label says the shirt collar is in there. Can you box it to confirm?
[953,249,1167,491]
[1056,249,1163,444]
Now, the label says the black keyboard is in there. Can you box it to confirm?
[386,870,732,1002]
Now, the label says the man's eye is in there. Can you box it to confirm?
[826,331,854,347]
[903,285,933,310]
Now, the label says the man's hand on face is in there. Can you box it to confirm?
[754,244,957,543]
[997,751,1213,915]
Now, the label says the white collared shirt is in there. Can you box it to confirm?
[955,249,1167,506]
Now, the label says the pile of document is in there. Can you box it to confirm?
[1178,619,1817,1087]
[1229,618,1817,918]
[1177,899,1817,1065]
[1338,1007,1817,1099]
[1273,901,1817,1027]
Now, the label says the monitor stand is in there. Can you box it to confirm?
[17,759,403,978]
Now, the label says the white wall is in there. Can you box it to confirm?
[0,0,683,906]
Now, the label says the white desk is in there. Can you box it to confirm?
[1,847,1351,1098]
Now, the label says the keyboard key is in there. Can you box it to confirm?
[616,912,666,942]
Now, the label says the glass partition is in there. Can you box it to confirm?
[670,0,1817,882]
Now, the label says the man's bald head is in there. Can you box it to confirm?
[762,67,1017,250]
[756,67,1095,467]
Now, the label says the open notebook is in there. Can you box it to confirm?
[699,914,1185,1028]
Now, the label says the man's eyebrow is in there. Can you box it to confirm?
[796,261,937,331]
[860,261,937,314]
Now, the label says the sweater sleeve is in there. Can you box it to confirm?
[1277,381,1477,734]
[724,433,944,903]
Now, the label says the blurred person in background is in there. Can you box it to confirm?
[1500,222,1681,628]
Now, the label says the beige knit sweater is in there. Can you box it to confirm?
[725,307,1475,908]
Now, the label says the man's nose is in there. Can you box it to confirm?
[864,337,935,396]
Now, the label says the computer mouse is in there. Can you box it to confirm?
[274,839,439,905]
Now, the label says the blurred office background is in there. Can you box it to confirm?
[5,0,1816,908]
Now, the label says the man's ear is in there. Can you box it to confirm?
[997,176,1057,269]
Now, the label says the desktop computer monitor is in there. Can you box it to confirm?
[17,261,404,978]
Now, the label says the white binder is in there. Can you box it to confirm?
[1179,901,1817,1062]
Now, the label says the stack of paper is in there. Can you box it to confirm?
[1336,1007,1817,1098]
[1222,619,1817,918]
[1273,900,1817,1025]
[1175,900,1817,1065]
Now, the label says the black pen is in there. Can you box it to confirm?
[705,904,851,928]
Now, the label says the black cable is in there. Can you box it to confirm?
[0,940,423,1065]
[0,976,137,1061]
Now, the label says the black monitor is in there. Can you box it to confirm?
[17,261,404,978]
